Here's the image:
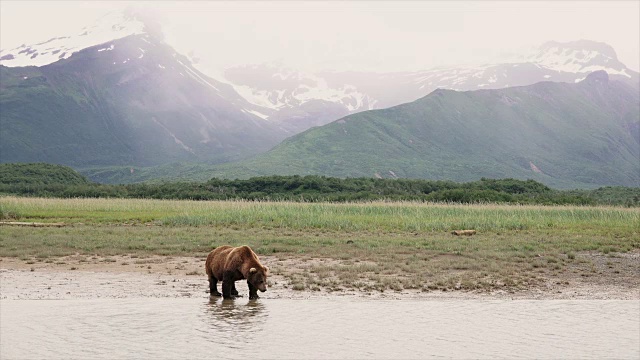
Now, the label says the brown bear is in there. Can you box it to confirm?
[205,245,268,300]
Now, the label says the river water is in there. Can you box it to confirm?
[1,298,638,359]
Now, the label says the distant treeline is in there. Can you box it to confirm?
[1,163,638,206]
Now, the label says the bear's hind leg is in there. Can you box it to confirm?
[208,274,222,297]
[222,271,238,299]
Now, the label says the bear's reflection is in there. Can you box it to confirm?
[201,297,268,333]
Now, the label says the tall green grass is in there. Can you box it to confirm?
[1,196,637,233]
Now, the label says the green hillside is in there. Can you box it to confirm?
[200,71,638,189]
[0,163,90,185]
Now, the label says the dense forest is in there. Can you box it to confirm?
[1,163,638,206]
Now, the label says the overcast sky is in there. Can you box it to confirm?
[2,1,638,77]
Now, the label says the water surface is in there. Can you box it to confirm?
[1,298,638,359]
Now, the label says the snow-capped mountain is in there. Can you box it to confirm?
[222,40,639,116]
[2,6,638,172]
[530,40,633,77]
[0,11,289,168]
[0,11,145,68]
[0,9,377,136]
[221,63,378,133]
[225,63,377,112]
[402,40,637,95]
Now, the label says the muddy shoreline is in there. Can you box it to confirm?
[1,255,638,300]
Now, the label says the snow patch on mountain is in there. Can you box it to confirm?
[223,63,377,112]
[528,40,631,78]
[151,117,195,155]
[0,12,145,67]
[243,109,270,120]
[234,85,287,110]
[97,44,115,52]
[177,60,219,92]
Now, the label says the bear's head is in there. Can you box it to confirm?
[248,266,268,292]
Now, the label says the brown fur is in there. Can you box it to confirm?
[205,245,268,299]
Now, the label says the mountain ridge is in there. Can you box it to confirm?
[190,71,639,189]
[216,39,638,133]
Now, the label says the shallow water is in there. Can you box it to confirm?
[1,298,638,359]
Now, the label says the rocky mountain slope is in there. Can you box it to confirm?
[0,12,288,167]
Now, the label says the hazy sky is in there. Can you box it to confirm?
[2,1,638,77]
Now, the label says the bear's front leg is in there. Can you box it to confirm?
[231,282,242,297]
[208,274,222,297]
[248,281,259,300]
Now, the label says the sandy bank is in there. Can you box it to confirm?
[1,255,637,301]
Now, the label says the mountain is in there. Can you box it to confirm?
[0,11,288,167]
[201,71,639,189]
[222,63,378,134]
[220,40,639,133]
[2,9,638,189]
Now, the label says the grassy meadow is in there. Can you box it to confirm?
[1,196,638,292]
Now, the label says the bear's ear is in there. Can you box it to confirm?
[264,266,269,273]
[250,267,257,274]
